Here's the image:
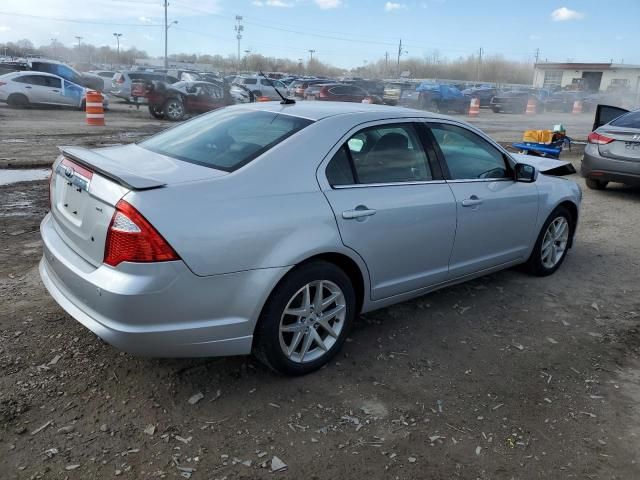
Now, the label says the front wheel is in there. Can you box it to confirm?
[525,207,573,276]
[163,98,184,121]
[253,261,356,375]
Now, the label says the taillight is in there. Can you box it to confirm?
[104,200,179,267]
[587,132,614,145]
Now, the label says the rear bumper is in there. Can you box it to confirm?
[39,213,288,357]
[581,146,640,186]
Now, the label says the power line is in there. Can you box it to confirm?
[0,10,162,27]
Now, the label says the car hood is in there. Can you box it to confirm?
[511,153,576,176]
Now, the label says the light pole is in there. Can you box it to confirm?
[163,0,178,68]
[308,49,315,62]
[50,38,57,58]
[298,58,303,75]
[243,49,251,69]
[113,33,122,66]
[234,15,244,74]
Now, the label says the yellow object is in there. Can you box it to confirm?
[522,130,554,144]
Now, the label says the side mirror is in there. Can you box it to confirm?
[515,163,537,183]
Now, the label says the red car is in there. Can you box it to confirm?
[316,84,382,104]
[145,81,233,121]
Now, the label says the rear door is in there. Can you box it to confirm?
[320,121,457,300]
[13,75,51,104]
[427,122,539,278]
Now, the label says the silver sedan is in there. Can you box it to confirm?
[40,102,582,375]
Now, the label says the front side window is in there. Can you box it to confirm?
[326,123,433,186]
[141,109,313,171]
[429,123,510,180]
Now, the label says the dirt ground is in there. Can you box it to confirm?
[1,102,640,480]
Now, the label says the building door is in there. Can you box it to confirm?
[581,72,603,92]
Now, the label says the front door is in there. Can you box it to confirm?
[321,121,457,300]
[427,122,539,279]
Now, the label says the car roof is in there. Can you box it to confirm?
[8,70,61,78]
[231,101,449,122]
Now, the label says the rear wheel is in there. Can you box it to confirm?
[163,98,184,121]
[585,178,608,190]
[148,104,165,119]
[491,106,500,113]
[7,94,30,109]
[525,206,573,276]
[253,261,356,375]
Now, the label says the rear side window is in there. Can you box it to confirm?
[610,111,640,128]
[326,123,433,186]
[141,109,313,172]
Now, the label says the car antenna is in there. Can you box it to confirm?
[259,70,295,105]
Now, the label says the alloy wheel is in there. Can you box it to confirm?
[166,100,183,120]
[541,217,569,269]
[278,280,346,364]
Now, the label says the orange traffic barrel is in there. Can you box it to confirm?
[85,91,105,126]
[572,100,583,114]
[525,98,537,115]
[468,97,480,117]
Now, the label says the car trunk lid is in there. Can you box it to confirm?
[51,144,227,267]
[596,127,640,161]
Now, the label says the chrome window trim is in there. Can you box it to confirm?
[333,179,447,189]
[446,178,514,184]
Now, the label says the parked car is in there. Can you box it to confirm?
[40,102,581,375]
[0,71,108,110]
[315,84,381,104]
[233,75,289,100]
[0,59,104,91]
[490,90,540,113]
[417,83,469,114]
[396,88,421,108]
[544,91,585,113]
[462,87,497,108]
[88,70,117,90]
[303,83,335,100]
[289,79,326,98]
[383,81,413,105]
[146,81,233,121]
[111,71,178,102]
[581,104,640,189]
[343,79,385,97]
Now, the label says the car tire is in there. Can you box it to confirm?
[148,105,165,119]
[585,178,608,190]
[525,206,574,277]
[79,100,86,111]
[491,106,500,113]
[7,94,30,109]
[163,98,184,121]
[253,261,356,375]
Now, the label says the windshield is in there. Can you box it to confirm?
[140,109,313,171]
[610,111,640,128]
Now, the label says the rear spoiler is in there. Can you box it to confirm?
[59,146,166,190]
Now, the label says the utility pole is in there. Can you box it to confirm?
[235,15,244,73]
[50,38,57,58]
[396,39,402,77]
[534,48,540,64]
[113,33,123,66]
[385,51,389,78]
[308,49,315,62]
[243,49,250,69]
[476,47,483,81]
[164,0,169,68]
[298,58,303,75]
[75,36,83,61]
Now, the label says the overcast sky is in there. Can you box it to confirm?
[0,0,638,68]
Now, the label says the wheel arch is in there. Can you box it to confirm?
[557,200,579,247]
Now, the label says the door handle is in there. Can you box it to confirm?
[342,207,377,219]
[24,86,32,89]
[461,195,482,207]
[52,89,60,93]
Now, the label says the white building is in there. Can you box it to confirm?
[533,62,640,95]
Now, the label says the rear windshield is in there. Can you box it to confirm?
[610,111,640,128]
[140,109,313,172]
[240,78,257,85]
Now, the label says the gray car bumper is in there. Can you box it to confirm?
[582,145,640,186]
[39,213,288,357]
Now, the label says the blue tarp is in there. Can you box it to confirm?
[415,82,464,100]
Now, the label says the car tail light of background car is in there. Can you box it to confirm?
[104,200,180,267]
[587,132,615,145]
